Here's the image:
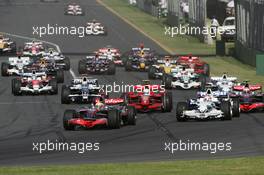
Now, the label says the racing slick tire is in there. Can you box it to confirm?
[127,106,136,125]
[232,98,240,118]
[56,69,64,83]
[125,59,133,71]
[1,62,10,76]
[107,62,116,75]
[176,102,188,122]
[12,79,21,96]
[199,75,207,91]
[203,64,210,77]
[10,42,17,53]
[162,92,173,112]
[108,109,121,129]
[50,78,58,95]
[162,74,172,89]
[221,101,232,120]
[61,85,71,104]
[64,57,71,71]
[63,110,77,131]
[148,66,156,79]
[78,60,86,74]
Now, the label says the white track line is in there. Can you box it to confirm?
[1,32,76,78]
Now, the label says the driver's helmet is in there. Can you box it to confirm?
[140,50,145,57]
[139,43,144,50]
[203,89,213,101]
[92,19,97,24]
[32,71,37,80]
[39,59,46,68]
[222,74,227,80]
[188,54,193,60]
[164,56,171,67]
[42,74,47,80]
[143,86,150,95]
[94,98,104,109]
[243,87,250,94]
[82,77,88,85]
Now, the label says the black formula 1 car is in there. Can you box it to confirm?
[123,47,157,71]
[78,55,115,75]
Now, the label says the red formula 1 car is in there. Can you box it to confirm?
[97,46,122,65]
[177,55,210,76]
[231,82,264,112]
[63,98,136,130]
[123,81,172,112]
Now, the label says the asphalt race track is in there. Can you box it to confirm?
[0,0,263,166]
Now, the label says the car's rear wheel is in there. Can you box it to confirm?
[108,109,120,129]
[1,62,10,76]
[125,59,132,71]
[203,64,210,77]
[127,106,136,125]
[64,57,71,71]
[162,74,172,89]
[199,75,207,91]
[61,85,71,104]
[232,98,240,117]
[162,92,173,112]
[12,79,21,96]
[176,102,188,122]
[50,78,58,95]
[56,69,64,83]
[107,62,116,75]
[221,101,232,120]
[78,60,86,74]
[63,110,77,131]
[148,66,156,79]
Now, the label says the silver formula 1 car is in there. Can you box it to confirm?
[78,55,115,75]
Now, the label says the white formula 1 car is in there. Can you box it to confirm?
[176,89,233,121]
[85,21,107,35]
[162,66,206,90]
[97,46,122,65]
[1,56,31,76]
[12,71,58,95]
[65,3,84,15]
[61,77,104,104]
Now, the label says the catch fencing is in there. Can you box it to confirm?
[235,0,264,66]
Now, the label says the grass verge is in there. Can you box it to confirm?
[1,157,264,175]
[99,0,264,86]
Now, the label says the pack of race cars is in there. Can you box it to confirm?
[1,23,263,131]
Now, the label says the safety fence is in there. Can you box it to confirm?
[235,0,264,66]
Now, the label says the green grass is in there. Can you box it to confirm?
[1,157,264,175]
[100,0,214,54]
[100,0,264,86]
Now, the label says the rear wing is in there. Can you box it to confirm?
[8,57,31,65]
[105,98,124,105]
[233,85,262,91]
